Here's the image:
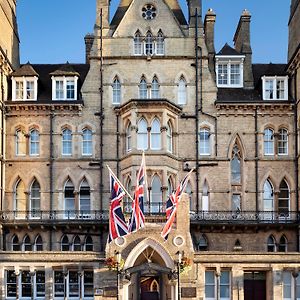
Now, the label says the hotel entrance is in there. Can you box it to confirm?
[244,271,266,300]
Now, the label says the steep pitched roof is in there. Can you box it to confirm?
[11,62,39,77]
[49,62,80,76]
[217,43,242,56]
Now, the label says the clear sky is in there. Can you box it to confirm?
[17,0,290,64]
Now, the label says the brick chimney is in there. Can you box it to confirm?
[84,34,95,64]
[233,9,254,89]
[187,0,203,32]
[204,8,216,75]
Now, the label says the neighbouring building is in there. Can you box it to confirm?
[0,0,299,299]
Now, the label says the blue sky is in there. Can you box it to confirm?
[17,1,290,64]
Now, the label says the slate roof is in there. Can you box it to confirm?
[8,63,90,103]
[216,43,242,56]
[11,62,39,77]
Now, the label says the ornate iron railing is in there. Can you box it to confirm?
[190,210,300,224]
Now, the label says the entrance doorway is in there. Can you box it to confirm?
[140,276,160,300]
[244,271,266,300]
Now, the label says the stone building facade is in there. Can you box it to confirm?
[0,0,300,300]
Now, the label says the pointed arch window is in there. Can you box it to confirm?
[139,77,148,99]
[264,128,274,155]
[202,180,209,211]
[263,179,274,213]
[231,144,241,184]
[150,118,161,150]
[125,177,132,213]
[85,236,94,251]
[112,77,121,104]
[198,234,208,251]
[15,179,26,215]
[267,235,276,252]
[278,180,290,215]
[12,235,20,251]
[62,128,72,156]
[199,128,210,155]
[16,129,26,156]
[151,77,160,98]
[145,31,154,55]
[150,175,162,213]
[134,31,143,55]
[80,179,91,214]
[178,77,187,105]
[278,128,288,155]
[30,179,40,218]
[167,178,173,196]
[34,235,43,251]
[126,123,132,153]
[186,182,193,211]
[61,235,69,251]
[64,180,75,218]
[23,235,32,251]
[82,128,92,156]
[137,118,148,150]
[29,129,39,156]
[167,122,173,153]
[73,235,82,251]
[278,235,287,252]
[156,30,165,55]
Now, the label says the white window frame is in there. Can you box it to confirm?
[278,128,288,155]
[51,76,78,101]
[156,31,165,55]
[29,129,40,156]
[199,128,211,155]
[134,31,143,55]
[137,119,148,150]
[126,123,132,153]
[62,128,72,156]
[283,271,300,300]
[178,77,187,105]
[205,270,231,300]
[150,118,161,150]
[215,56,245,88]
[30,180,41,218]
[15,129,26,156]
[82,128,93,156]
[112,77,121,104]
[12,76,38,101]
[151,77,160,99]
[167,123,173,153]
[264,128,274,156]
[262,76,288,100]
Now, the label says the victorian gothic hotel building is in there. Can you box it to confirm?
[1,0,300,299]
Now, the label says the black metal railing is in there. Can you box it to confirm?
[190,210,300,224]
[123,202,166,215]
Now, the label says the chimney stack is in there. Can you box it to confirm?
[84,34,95,64]
[187,0,203,31]
[204,8,216,75]
[233,9,254,89]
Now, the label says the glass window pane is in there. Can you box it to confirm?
[6,270,17,298]
[84,271,94,297]
[178,78,187,105]
[54,271,65,297]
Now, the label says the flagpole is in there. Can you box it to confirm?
[106,165,134,201]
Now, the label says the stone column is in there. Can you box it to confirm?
[272,266,283,300]
[131,110,137,151]
[161,111,168,151]
[232,266,244,300]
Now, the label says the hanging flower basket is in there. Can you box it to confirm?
[105,256,125,271]
[179,257,192,274]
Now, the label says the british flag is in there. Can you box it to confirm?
[129,153,146,233]
[108,171,129,243]
[161,169,193,240]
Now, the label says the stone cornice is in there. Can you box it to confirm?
[215,102,294,112]
[0,46,14,74]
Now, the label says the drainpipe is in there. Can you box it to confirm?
[255,107,258,212]
[49,111,54,250]
[0,67,4,211]
[116,113,120,178]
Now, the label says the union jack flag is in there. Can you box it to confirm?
[129,153,146,233]
[161,169,193,240]
[108,170,129,243]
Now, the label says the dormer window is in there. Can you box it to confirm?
[215,57,244,88]
[262,76,288,100]
[52,76,78,100]
[12,77,38,101]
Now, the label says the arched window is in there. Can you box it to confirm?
[198,234,208,251]
[151,175,162,213]
[137,118,148,150]
[151,77,160,98]
[126,123,132,153]
[12,235,20,251]
[139,77,148,99]
[156,30,164,55]
[202,180,209,211]
[82,128,92,156]
[85,236,94,251]
[79,179,91,214]
[61,235,69,251]
[278,235,287,252]
[150,118,161,150]
[62,128,72,156]
[23,235,32,251]
[29,129,39,156]
[264,128,274,155]
[231,144,241,183]
[34,235,43,251]
[145,31,154,55]
[167,122,173,153]
[278,128,288,155]
[167,178,173,196]
[278,180,290,215]
[15,129,26,156]
[178,77,187,105]
[30,179,40,218]
[73,235,81,251]
[112,77,121,104]
[134,31,142,55]
[267,235,276,252]
[15,179,26,214]
[125,177,132,213]
[263,179,274,213]
[199,128,210,155]
[64,179,75,218]
[186,182,193,210]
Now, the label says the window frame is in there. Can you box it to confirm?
[137,118,148,150]
[29,129,40,156]
[62,128,72,156]
[12,76,38,101]
[15,129,26,156]
[112,77,121,105]
[205,270,231,300]
[150,118,161,150]
[178,77,187,105]
[126,123,132,153]
[278,128,288,155]
[51,76,78,101]
[199,127,211,155]
[262,76,288,101]
[82,128,93,156]
[264,128,275,156]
